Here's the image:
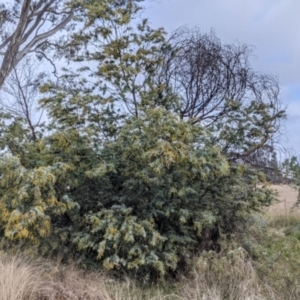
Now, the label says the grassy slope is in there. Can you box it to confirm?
[1,184,300,300]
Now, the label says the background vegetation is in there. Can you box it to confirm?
[1,0,300,299]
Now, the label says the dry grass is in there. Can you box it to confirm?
[1,184,300,300]
[179,248,278,300]
[180,266,266,300]
[0,254,44,300]
[0,251,276,300]
[265,184,300,227]
[0,253,177,300]
[266,184,299,216]
[41,261,179,299]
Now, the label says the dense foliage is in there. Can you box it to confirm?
[0,0,284,277]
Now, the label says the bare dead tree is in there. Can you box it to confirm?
[0,0,75,91]
[156,27,286,163]
[157,28,277,122]
[0,56,46,140]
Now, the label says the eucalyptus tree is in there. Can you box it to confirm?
[0,0,76,90]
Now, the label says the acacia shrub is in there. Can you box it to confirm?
[73,107,275,276]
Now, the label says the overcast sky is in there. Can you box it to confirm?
[145,0,300,158]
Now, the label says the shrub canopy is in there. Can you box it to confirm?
[0,0,281,277]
